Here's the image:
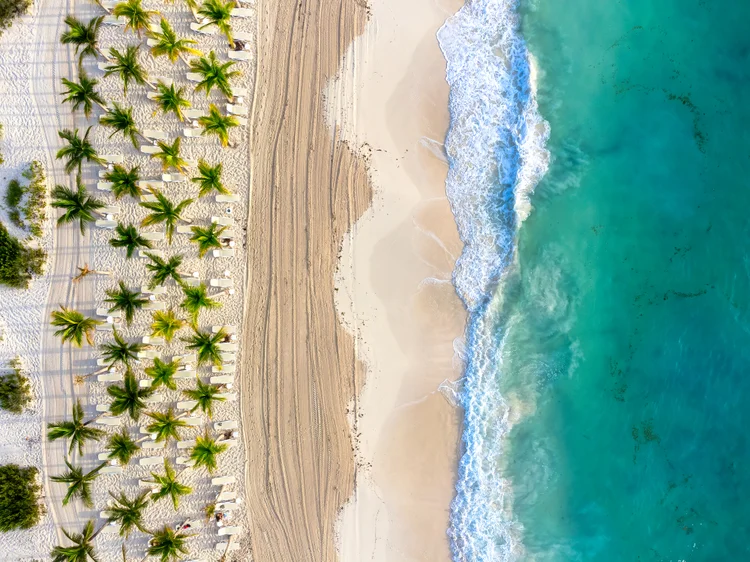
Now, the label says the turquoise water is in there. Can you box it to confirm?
[444,0,750,559]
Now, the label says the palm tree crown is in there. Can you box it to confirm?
[51,306,102,347]
[107,490,150,537]
[99,329,145,367]
[189,51,239,99]
[198,0,234,46]
[183,327,226,366]
[140,189,193,242]
[112,0,156,36]
[47,399,105,456]
[107,370,154,421]
[148,526,192,562]
[198,104,238,147]
[190,433,228,473]
[145,253,185,287]
[150,18,202,63]
[151,138,188,172]
[191,160,229,197]
[184,378,226,418]
[104,164,142,199]
[61,71,106,117]
[51,520,100,562]
[105,280,148,324]
[100,103,142,148]
[145,357,180,390]
[189,223,227,258]
[56,127,103,174]
[146,459,192,510]
[180,283,220,325]
[110,222,152,258]
[61,15,104,64]
[51,179,104,234]
[150,309,185,343]
[145,408,188,444]
[106,429,140,465]
[152,81,192,122]
[51,460,105,508]
[105,45,150,94]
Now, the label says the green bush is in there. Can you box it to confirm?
[0,357,30,413]
[0,221,46,288]
[5,179,23,208]
[22,162,46,238]
[0,0,31,35]
[0,464,42,531]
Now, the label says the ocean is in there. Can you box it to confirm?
[440,0,750,560]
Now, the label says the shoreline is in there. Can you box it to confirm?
[330,0,467,559]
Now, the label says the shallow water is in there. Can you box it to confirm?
[445,0,750,559]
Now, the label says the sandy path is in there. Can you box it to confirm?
[240,0,371,560]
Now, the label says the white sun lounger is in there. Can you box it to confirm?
[212,249,235,258]
[212,364,236,374]
[137,350,159,359]
[100,524,120,535]
[218,439,239,449]
[144,393,165,404]
[101,154,124,164]
[97,308,121,318]
[217,490,237,502]
[173,353,197,363]
[234,116,248,127]
[142,335,165,345]
[217,343,238,352]
[226,104,249,116]
[210,375,233,385]
[232,30,253,42]
[100,510,115,519]
[95,415,122,425]
[146,91,160,101]
[228,51,252,62]
[98,169,109,178]
[139,479,158,488]
[142,441,165,450]
[186,72,203,83]
[190,21,218,35]
[183,127,203,138]
[219,352,236,363]
[100,205,121,215]
[215,542,241,553]
[97,181,113,191]
[141,145,162,154]
[98,452,113,461]
[141,285,167,295]
[216,392,237,401]
[101,0,118,9]
[95,220,117,229]
[140,194,158,203]
[216,501,241,511]
[182,416,202,426]
[231,8,253,17]
[146,38,159,47]
[139,379,152,388]
[214,420,238,431]
[216,194,240,203]
[139,426,153,435]
[212,325,237,334]
[95,404,111,413]
[139,456,164,467]
[174,369,197,379]
[183,277,201,287]
[212,216,235,226]
[141,231,165,241]
[218,526,242,536]
[184,109,204,120]
[97,62,116,71]
[143,301,167,311]
[139,249,165,259]
[176,456,196,466]
[97,358,113,366]
[139,180,165,190]
[96,323,114,332]
[177,401,199,411]
[143,130,168,141]
[211,476,235,486]
[176,439,196,449]
[176,225,194,234]
[162,173,186,182]
[100,466,124,475]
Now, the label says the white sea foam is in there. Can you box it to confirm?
[437,0,549,560]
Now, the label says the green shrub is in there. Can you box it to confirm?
[0,357,30,413]
[0,0,31,35]
[0,222,46,288]
[5,179,23,208]
[0,464,42,531]
[21,162,46,238]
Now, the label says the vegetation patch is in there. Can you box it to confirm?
[0,356,31,413]
[0,0,32,36]
[0,464,43,531]
[5,161,48,238]
[0,221,46,288]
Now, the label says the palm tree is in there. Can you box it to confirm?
[61,71,107,117]
[189,433,227,473]
[110,223,152,258]
[197,0,233,46]
[180,284,220,325]
[51,460,105,508]
[100,103,146,148]
[149,18,202,63]
[145,408,187,444]
[145,357,180,390]
[150,309,185,343]
[146,459,192,509]
[51,306,102,347]
[56,127,103,174]
[47,399,105,456]
[140,189,193,242]
[198,104,238,147]
[189,223,227,258]
[104,164,142,199]
[51,520,101,562]
[61,15,105,64]
[189,52,239,99]
[106,429,140,464]
[108,370,154,421]
[51,180,104,234]
[184,379,225,418]
[183,327,225,366]
[150,138,188,172]
[100,329,145,367]
[112,0,155,36]
[152,82,191,122]
[105,45,151,94]
[107,491,150,537]
[148,526,192,561]
[191,160,230,197]
[72,263,112,283]
[145,253,185,287]
[105,280,148,324]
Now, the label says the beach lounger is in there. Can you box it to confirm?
[214,420,238,431]
[182,277,201,287]
[96,308,121,318]
[101,154,124,164]
[95,404,111,413]
[218,438,239,447]
[96,323,115,332]
[183,127,203,138]
[141,285,167,295]
[185,158,198,168]
[190,21,218,35]
[176,439,197,449]
[176,456,196,466]
[210,375,234,385]
[142,335,165,345]
[232,31,253,42]
[186,72,203,83]
[141,231,165,241]
[174,369,197,379]
[212,216,235,227]
[162,173,186,182]
[235,117,248,127]
[182,416,202,426]
[96,181,113,191]
[101,0,118,9]
[139,456,164,467]
[144,393,165,404]
[98,452,113,461]
[226,103,249,116]
[139,426,153,435]
[212,364,236,374]
[100,510,115,519]
[216,392,237,401]
[216,501,242,511]
[173,353,196,364]
[139,250,165,259]
[142,441,165,450]
[95,220,117,229]
[212,249,236,258]
[139,379,152,388]
[99,169,110,178]
[215,194,240,203]
[176,225,195,234]
[140,194,158,203]
[212,325,237,334]
[97,61,116,71]
[218,526,242,536]
[146,91,160,101]
[139,479,158,488]
[100,524,120,535]
[231,8,253,17]
[100,205,121,215]
[228,50,252,62]
[143,130,168,141]
[146,38,159,47]
[219,352,236,363]
[143,301,167,311]
[141,145,161,154]
[97,358,113,366]
[177,401,199,411]
[101,465,124,476]
[184,109,204,120]
[215,542,241,553]
[212,476,236,486]
[217,343,238,352]
[138,180,165,190]
[95,415,121,425]
[137,350,159,360]
[217,490,237,502]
